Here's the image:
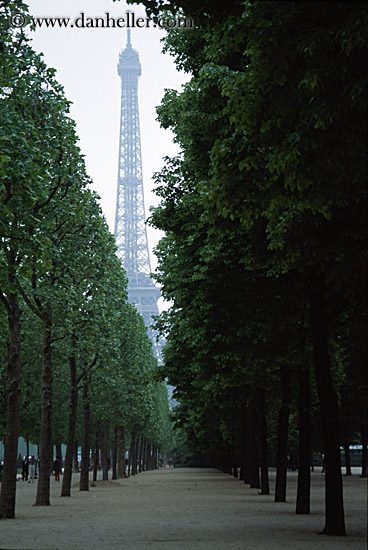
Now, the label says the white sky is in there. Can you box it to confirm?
[26,0,189,309]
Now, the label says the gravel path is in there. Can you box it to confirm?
[0,467,366,549]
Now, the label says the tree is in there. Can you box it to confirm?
[131,0,367,536]
[1,1,174,517]
[0,1,82,516]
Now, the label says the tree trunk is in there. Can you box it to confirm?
[155,446,161,470]
[138,435,144,473]
[151,444,157,470]
[150,442,155,471]
[344,444,352,476]
[309,269,345,536]
[151,442,155,470]
[142,437,147,471]
[275,365,292,502]
[249,407,260,489]
[93,446,99,482]
[144,441,149,471]
[223,449,232,475]
[290,451,298,471]
[232,444,238,478]
[149,442,154,471]
[60,352,78,497]
[117,426,126,478]
[35,321,53,506]
[361,422,367,478]
[239,411,246,481]
[146,441,152,471]
[102,420,110,481]
[112,426,118,480]
[0,289,22,518]
[257,389,269,495]
[127,440,131,477]
[73,440,79,472]
[80,380,90,491]
[130,431,137,476]
[240,402,250,483]
[296,363,311,514]
[135,435,140,473]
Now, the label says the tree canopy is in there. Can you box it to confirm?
[0,0,173,518]
[125,0,367,537]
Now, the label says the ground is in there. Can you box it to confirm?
[0,467,366,549]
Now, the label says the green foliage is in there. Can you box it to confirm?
[137,0,368,467]
[0,2,171,462]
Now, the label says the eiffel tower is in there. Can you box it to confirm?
[114,30,162,362]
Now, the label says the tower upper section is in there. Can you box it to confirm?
[117,30,141,81]
[114,29,164,362]
[114,29,152,279]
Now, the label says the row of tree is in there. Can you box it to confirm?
[127,0,367,538]
[0,0,172,519]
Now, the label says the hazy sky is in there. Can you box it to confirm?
[26,0,189,288]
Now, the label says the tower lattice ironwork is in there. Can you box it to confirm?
[114,30,162,361]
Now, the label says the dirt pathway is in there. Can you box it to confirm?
[0,467,366,549]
